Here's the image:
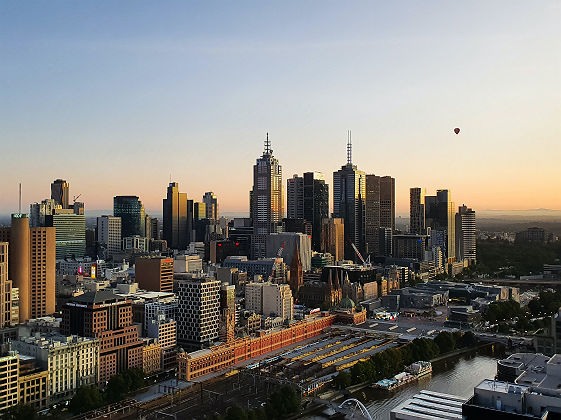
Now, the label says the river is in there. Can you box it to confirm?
[306,347,503,419]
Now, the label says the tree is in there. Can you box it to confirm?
[105,373,128,403]
[333,371,351,389]
[69,385,104,414]
[457,331,478,348]
[434,332,456,354]
[2,404,37,420]
[224,405,248,420]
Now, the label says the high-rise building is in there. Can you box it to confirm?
[29,198,57,227]
[61,290,143,383]
[202,192,218,221]
[113,196,145,239]
[135,257,174,293]
[365,175,395,256]
[250,134,284,258]
[162,183,190,250]
[244,282,293,321]
[333,134,366,260]
[265,232,312,272]
[0,214,56,323]
[425,189,456,263]
[51,179,69,209]
[45,213,86,259]
[320,218,345,262]
[410,187,426,235]
[287,173,329,251]
[97,216,121,258]
[0,242,15,327]
[287,175,304,220]
[218,284,235,343]
[455,205,476,264]
[174,274,220,349]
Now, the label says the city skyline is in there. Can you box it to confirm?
[1,1,560,215]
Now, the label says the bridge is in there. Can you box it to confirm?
[313,397,372,419]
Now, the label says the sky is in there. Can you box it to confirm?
[1,1,560,217]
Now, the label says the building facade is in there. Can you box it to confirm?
[163,182,190,250]
[51,179,69,209]
[425,189,456,263]
[202,192,219,221]
[0,214,56,323]
[455,205,476,264]
[245,282,294,321]
[250,134,284,258]
[174,274,220,349]
[113,196,145,239]
[97,216,122,258]
[11,334,99,403]
[333,136,366,260]
[61,290,143,384]
[45,213,86,259]
[135,257,174,293]
[320,218,344,262]
[365,175,395,256]
[409,187,426,235]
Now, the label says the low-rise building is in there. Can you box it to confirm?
[141,338,162,374]
[10,334,99,403]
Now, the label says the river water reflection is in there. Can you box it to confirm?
[361,353,498,418]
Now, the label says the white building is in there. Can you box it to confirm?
[174,255,203,273]
[122,235,149,253]
[174,273,220,348]
[10,334,99,403]
[97,216,122,258]
[245,282,293,322]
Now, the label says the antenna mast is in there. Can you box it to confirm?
[264,132,271,155]
[347,130,352,165]
[18,183,21,214]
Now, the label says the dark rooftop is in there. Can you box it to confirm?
[71,290,124,304]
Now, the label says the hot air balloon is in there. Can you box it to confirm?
[454,128,460,135]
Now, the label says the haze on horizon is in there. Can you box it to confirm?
[1,1,560,216]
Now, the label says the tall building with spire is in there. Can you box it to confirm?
[333,132,366,260]
[250,134,284,259]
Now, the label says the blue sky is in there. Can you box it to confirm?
[1,1,560,215]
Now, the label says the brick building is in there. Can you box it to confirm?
[61,290,143,384]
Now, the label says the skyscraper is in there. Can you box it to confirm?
[287,175,304,220]
[250,134,283,258]
[333,134,366,260]
[51,179,69,209]
[162,182,190,250]
[0,242,15,327]
[114,195,145,238]
[410,187,426,235]
[455,205,476,264]
[29,198,57,227]
[365,175,395,256]
[0,214,55,323]
[45,213,86,259]
[97,216,121,258]
[202,192,219,221]
[287,172,329,251]
[425,189,456,263]
[321,218,345,262]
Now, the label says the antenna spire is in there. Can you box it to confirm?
[347,130,352,165]
[264,132,271,155]
[18,183,21,214]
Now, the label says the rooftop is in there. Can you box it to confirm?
[71,289,125,304]
[391,389,467,419]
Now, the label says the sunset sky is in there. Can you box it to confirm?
[1,1,560,216]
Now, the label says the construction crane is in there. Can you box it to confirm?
[73,194,82,204]
[350,242,371,267]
